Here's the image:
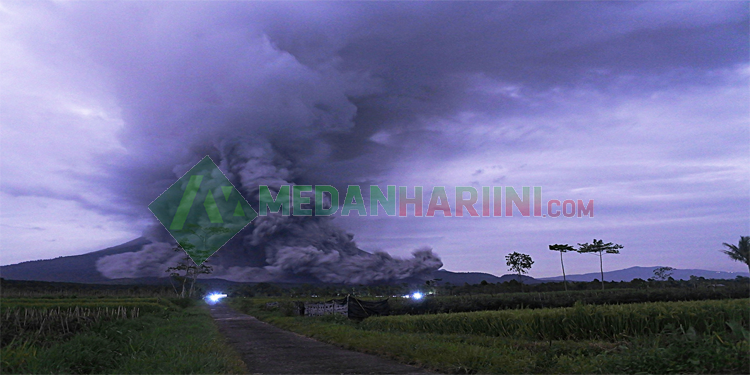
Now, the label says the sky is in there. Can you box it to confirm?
[1,1,748,279]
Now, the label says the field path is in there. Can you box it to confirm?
[208,303,427,374]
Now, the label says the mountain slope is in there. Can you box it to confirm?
[0,238,151,283]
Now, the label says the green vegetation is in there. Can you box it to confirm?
[231,298,750,374]
[721,236,750,274]
[390,282,750,315]
[0,279,175,298]
[1,298,170,314]
[1,297,246,374]
[222,273,750,301]
[362,299,748,340]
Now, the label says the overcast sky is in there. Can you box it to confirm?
[1,1,748,278]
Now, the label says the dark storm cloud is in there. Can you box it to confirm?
[255,1,748,184]
[12,1,747,208]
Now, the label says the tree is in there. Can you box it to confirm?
[653,266,675,281]
[577,239,623,290]
[549,244,575,291]
[166,244,213,298]
[505,252,534,291]
[720,236,750,274]
[425,278,442,295]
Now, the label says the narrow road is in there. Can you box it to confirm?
[208,303,427,374]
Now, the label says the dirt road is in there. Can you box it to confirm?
[208,303,427,374]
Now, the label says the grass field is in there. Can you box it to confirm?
[363,299,749,340]
[1,297,246,374]
[231,297,750,374]
[225,283,750,316]
[388,284,750,315]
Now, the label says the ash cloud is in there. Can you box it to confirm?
[80,2,447,283]
[97,140,443,283]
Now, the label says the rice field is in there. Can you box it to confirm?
[236,297,750,373]
[1,297,171,313]
[0,296,246,374]
[388,283,750,315]
[1,298,172,348]
[361,299,749,341]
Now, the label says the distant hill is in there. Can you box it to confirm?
[431,269,541,285]
[539,266,749,282]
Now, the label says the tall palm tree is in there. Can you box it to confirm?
[549,244,574,291]
[721,236,750,274]
[577,239,623,290]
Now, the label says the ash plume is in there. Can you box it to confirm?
[97,140,442,283]
[82,3,444,283]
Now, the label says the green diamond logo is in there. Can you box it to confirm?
[149,156,257,265]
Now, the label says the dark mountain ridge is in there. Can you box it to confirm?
[2,238,747,285]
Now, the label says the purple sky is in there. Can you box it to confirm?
[1,1,748,278]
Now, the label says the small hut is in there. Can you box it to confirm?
[303,295,390,319]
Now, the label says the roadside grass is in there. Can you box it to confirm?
[230,298,749,374]
[1,300,247,374]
